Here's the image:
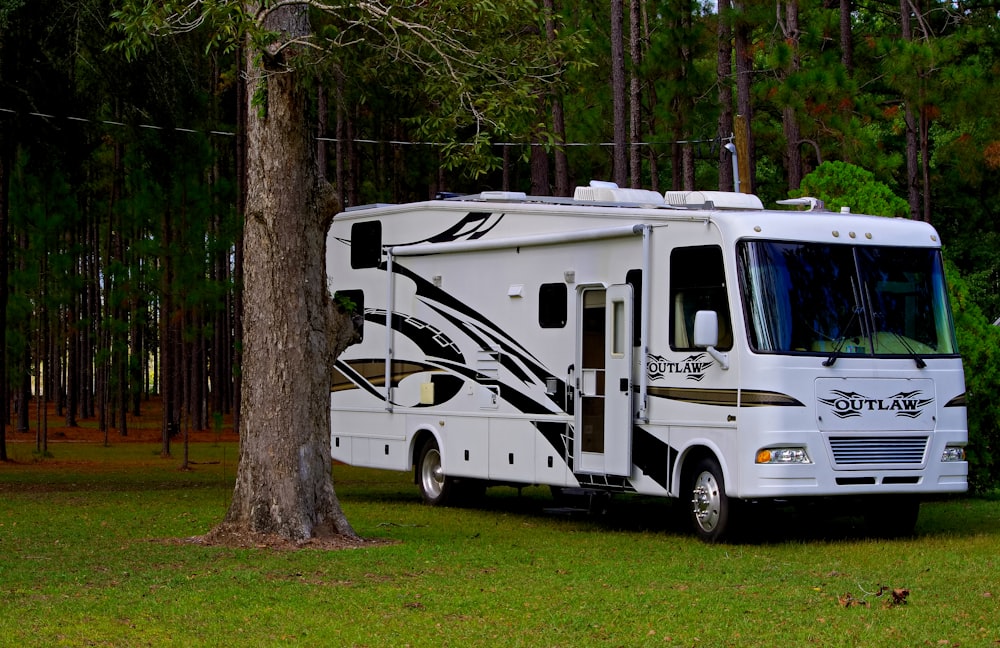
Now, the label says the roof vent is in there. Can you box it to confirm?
[665,190,764,210]
[478,191,527,201]
[574,181,664,206]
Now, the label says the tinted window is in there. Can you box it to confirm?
[351,221,382,269]
[670,246,732,351]
[539,283,568,328]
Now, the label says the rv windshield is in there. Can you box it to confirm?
[737,240,957,358]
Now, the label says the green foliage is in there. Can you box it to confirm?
[108,0,254,61]
[110,0,584,180]
[945,261,1000,494]
[0,0,22,28]
[795,161,910,217]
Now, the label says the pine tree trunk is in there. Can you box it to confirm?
[0,118,9,460]
[530,139,550,195]
[840,0,853,72]
[900,0,920,219]
[217,2,356,542]
[610,0,628,187]
[717,0,735,191]
[734,0,756,193]
[543,0,570,197]
[780,0,803,191]
[628,0,642,188]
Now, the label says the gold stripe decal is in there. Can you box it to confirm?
[944,393,967,407]
[333,359,438,392]
[647,386,804,407]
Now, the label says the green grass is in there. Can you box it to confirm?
[2,443,998,647]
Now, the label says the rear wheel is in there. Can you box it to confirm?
[417,439,452,505]
[684,456,737,543]
[416,438,482,506]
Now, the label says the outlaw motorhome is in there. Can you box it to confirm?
[328,183,968,541]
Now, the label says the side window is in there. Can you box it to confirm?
[538,283,568,328]
[334,289,364,342]
[350,221,382,269]
[670,246,732,351]
[626,269,642,346]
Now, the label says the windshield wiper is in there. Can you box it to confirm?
[823,278,867,368]
[822,305,863,367]
[866,284,926,369]
[885,330,927,368]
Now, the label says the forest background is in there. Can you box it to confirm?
[1,0,999,490]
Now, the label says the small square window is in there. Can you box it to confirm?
[539,283,568,328]
[350,221,382,269]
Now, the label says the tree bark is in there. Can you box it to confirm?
[543,0,570,196]
[780,0,803,191]
[0,118,9,460]
[611,0,628,187]
[219,2,356,542]
[734,0,756,193]
[840,0,853,72]
[900,0,920,219]
[529,141,550,195]
[717,0,735,191]
[628,0,642,188]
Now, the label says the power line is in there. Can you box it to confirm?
[1,106,728,148]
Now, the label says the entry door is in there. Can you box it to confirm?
[576,284,633,476]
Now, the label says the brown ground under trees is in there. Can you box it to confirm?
[4,396,239,445]
[3,397,381,551]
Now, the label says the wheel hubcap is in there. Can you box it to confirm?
[421,448,444,499]
[691,471,721,532]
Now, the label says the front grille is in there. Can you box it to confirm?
[828,436,928,466]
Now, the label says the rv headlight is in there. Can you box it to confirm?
[941,446,966,462]
[755,447,811,464]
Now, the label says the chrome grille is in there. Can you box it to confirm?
[828,436,928,466]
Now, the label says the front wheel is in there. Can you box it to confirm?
[684,456,737,543]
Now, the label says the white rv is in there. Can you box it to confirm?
[327,183,968,541]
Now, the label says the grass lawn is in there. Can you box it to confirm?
[1,440,998,647]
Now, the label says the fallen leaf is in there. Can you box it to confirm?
[838,593,868,608]
[889,588,910,607]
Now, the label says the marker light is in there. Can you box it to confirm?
[756,447,811,464]
[941,446,966,462]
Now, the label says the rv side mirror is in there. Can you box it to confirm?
[693,310,719,348]
[694,310,730,370]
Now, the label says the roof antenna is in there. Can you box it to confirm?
[776,197,825,211]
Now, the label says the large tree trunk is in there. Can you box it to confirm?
[216,3,356,542]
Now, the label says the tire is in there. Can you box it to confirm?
[417,438,453,506]
[864,496,920,538]
[415,438,484,506]
[684,456,737,543]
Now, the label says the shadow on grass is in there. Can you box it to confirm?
[343,481,995,545]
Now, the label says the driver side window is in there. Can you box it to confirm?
[670,246,732,351]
